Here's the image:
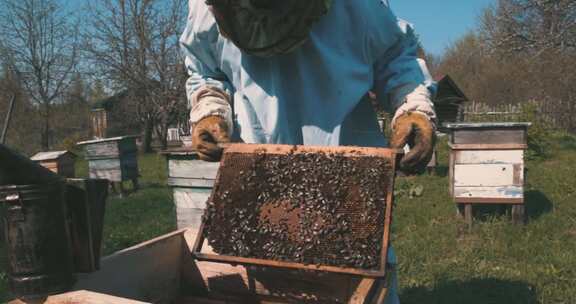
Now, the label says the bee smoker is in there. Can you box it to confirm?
[0,144,108,300]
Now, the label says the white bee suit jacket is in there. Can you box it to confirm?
[181,1,437,302]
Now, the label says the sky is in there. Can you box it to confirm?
[390,0,495,55]
[67,0,495,56]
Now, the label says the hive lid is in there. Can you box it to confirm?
[443,122,532,129]
[31,150,76,161]
[193,143,399,277]
[76,135,139,146]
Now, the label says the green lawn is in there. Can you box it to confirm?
[1,136,576,303]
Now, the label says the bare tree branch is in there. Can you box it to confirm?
[84,0,187,151]
[0,0,80,149]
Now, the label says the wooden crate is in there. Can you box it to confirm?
[444,122,531,225]
[31,151,77,178]
[10,228,390,304]
[162,149,219,230]
[77,136,139,183]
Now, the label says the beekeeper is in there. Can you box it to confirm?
[181,0,437,302]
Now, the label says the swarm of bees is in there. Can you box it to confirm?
[204,150,392,270]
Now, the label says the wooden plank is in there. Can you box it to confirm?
[454,186,523,199]
[464,204,473,231]
[225,143,401,158]
[89,158,121,171]
[444,122,531,129]
[455,150,523,164]
[349,279,378,304]
[84,142,120,159]
[89,159,122,182]
[66,178,109,272]
[449,150,455,197]
[512,205,526,225]
[10,290,149,304]
[455,197,524,204]
[454,164,519,186]
[167,177,215,188]
[169,158,219,180]
[453,128,526,145]
[174,188,211,209]
[73,230,185,303]
[194,253,387,277]
[449,143,528,150]
[175,207,205,230]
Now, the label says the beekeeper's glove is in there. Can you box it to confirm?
[190,86,233,161]
[390,111,436,174]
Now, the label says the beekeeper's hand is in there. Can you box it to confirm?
[390,111,436,174]
[189,86,233,162]
[192,115,231,162]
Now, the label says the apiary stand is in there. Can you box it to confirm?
[444,122,531,229]
[77,136,140,197]
[9,228,391,304]
[161,148,219,230]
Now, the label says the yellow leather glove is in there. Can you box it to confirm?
[390,111,436,174]
[192,115,231,162]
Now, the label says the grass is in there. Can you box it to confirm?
[1,135,575,303]
[395,134,576,304]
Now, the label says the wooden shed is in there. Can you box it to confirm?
[435,75,469,130]
[30,150,77,178]
[90,91,141,139]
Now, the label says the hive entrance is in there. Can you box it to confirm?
[193,144,398,277]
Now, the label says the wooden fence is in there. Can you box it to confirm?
[463,100,576,133]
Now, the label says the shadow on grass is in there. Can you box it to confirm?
[432,165,449,177]
[457,190,553,222]
[524,190,553,220]
[558,134,576,150]
[401,278,538,304]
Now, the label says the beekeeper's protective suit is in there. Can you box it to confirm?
[181,1,437,302]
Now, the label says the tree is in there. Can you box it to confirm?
[480,0,576,55]
[0,0,80,150]
[85,0,188,152]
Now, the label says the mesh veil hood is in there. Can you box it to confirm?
[206,0,332,57]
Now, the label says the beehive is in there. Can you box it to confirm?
[162,149,219,230]
[77,136,139,183]
[31,151,77,178]
[444,122,531,224]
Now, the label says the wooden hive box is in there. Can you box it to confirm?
[10,228,391,304]
[77,136,139,183]
[444,122,531,224]
[161,148,219,230]
[30,150,77,178]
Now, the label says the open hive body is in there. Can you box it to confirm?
[11,144,398,304]
[195,144,397,277]
[10,228,391,304]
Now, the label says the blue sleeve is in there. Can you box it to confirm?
[179,0,232,103]
[369,4,436,114]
